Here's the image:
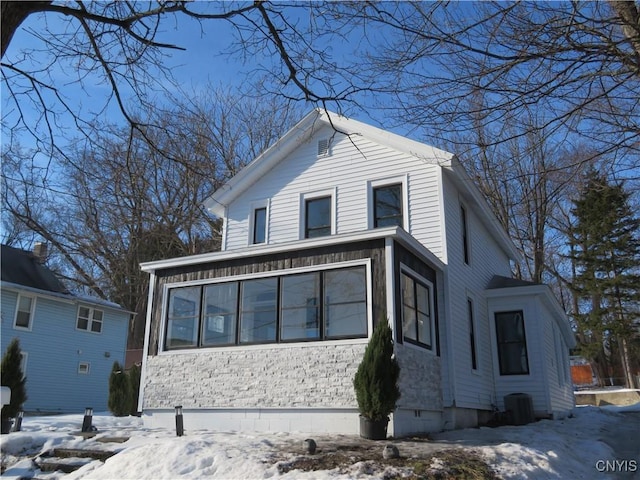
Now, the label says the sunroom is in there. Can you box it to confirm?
[138,227,445,435]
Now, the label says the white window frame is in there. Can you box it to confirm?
[14,294,35,331]
[399,263,436,351]
[248,199,270,245]
[76,305,104,334]
[299,188,337,240]
[19,351,28,375]
[78,362,90,374]
[367,175,409,230]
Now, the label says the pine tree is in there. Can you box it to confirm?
[1,338,28,419]
[568,169,640,387]
[353,320,400,421]
[127,364,141,416]
[108,361,131,417]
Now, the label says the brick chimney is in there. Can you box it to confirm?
[33,242,48,263]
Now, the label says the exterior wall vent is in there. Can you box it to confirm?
[317,138,330,157]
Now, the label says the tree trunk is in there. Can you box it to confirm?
[1,1,52,59]
[618,337,635,388]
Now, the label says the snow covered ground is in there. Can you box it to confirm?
[1,402,639,479]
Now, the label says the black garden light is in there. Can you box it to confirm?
[175,405,184,437]
[81,407,93,432]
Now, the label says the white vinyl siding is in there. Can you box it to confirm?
[441,173,513,410]
[223,126,444,256]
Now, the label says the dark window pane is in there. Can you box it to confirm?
[166,287,200,348]
[305,197,331,238]
[324,267,367,338]
[253,207,267,244]
[401,272,432,348]
[203,283,238,345]
[281,273,320,340]
[240,278,277,343]
[495,311,529,375]
[374,184,403,228]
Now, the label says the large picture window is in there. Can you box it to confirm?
[495,310,529,375]
[164,265,368,350]
[401,271,433,349]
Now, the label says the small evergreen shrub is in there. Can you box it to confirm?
[353,320,400,421]
[108,361,131,416]
[1,338,28,420]
[127,363,141,416]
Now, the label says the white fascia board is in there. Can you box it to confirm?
[140,227,445,273]
[204,109,455,218]
[204,109,324,217]
[0,281,133,314]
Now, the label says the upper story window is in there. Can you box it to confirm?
[461,204,470,264]
[252,207,267,244]
[374,184,403,228]
[305,196,332,238]
[249,200,269,245]
[401,270,433,349]
[14,294,35,330]
[164,264,368,351]
[495,310,529,375]
[77,306,104,333]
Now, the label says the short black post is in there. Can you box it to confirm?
[12,411,23,432]
[175,405,184,437]
[81,407,93,432]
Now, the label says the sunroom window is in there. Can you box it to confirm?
[163,265,368,350]
[401,271,433,349]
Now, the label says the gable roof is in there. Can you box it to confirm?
[1,244,131,313]
[1,244,68,294]
[204,109,519,261]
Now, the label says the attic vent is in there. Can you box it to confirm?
[317,138,330,157]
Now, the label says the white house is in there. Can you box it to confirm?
[138,109,575,436]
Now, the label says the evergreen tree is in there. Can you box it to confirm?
[108,361,131,417]
[127,364,141,416]
[568,169,640,387]
[1,338,27,419]
[353,320,400,421]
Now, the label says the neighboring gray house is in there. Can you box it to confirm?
[138,110,575,436]
[1,244,131,413]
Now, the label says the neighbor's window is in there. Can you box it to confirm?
[252,207,267,244]
[305,196,332,238]
[374,184,403,228]
[76,306,103,333]
[495,310,529,375]
[166,287,200,348]
[14,294,34,329]
[78,362,90,374]
[163,264,368,350]
[401,271,433,348]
